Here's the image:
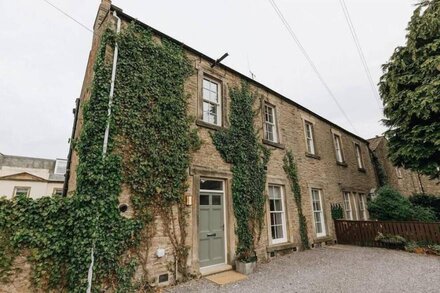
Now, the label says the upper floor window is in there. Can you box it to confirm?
[202,78,222,126]
[333,134,344,163]
[304,121,316,154]
[54,159,67,175]
[343,192,353,220]
[355,143,364,169]
[264,103,278,142]
[14,186,30,197]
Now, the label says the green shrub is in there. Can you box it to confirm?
[409,193,440,221]
[331,203,344,220]
[368,186,436,222]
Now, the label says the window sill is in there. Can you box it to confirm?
[358,167,366,173]
[305,152,321,160]
[266,242,297,253]
[196,119,224,131]
[262,139,285,149]
[336,161,348,167]
[315,235,332,242]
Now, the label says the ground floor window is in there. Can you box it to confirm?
[13,186,30,197]
[268,185,287,244]
[358,193,368,220]
[311,188,326,237]
[343,192,353,220]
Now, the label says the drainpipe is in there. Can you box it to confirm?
[102,10,121,156]
[87,11,121,293]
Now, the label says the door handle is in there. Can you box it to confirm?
[207,233,216,237]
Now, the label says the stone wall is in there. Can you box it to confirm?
[369,136,440,197]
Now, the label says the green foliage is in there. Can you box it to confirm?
[375,232,407,245]
[212,83,270,262]
[331,203,344,220]
[409,193,440,220]
[283,151,309,250]
[0,22,197,291]
[370,151,388,187]
[379,0,440,179]
[368,186,436,222]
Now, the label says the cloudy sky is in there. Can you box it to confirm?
[0,0,417,159]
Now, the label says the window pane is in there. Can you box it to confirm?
[212,195,221,205]
[203,79,210,90]
[200,195,209,205]
[265,124,274,141]
[275,225,283,239]
[200,180,223,190]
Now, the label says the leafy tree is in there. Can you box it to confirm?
[379,0,440,179]
[368,186,436,222]
[409,193,440,220]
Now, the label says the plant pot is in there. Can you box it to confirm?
[235,260,256,275]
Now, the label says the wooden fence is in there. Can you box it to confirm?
[334,220,440,248]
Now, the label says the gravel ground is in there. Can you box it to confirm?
[166,245,440,293]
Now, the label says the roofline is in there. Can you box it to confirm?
[0,153,61,163]
[111,5,369,144]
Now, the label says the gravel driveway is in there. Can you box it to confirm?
[166,245,440,293]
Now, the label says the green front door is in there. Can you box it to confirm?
[198,191,225,267]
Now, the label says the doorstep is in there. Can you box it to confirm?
[200,263,233,277]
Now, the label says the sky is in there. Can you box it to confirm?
[0,0,417,159]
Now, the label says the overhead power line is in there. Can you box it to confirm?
[267,0,357,133]
[339,0,382,109]
[41,0,93,33]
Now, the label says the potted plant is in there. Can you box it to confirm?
[235,250,257,275]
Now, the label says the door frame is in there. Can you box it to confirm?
[198,177,227,269]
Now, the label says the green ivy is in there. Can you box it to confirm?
[371,151,388,187]
[283,151,310,250]
[0,22,197,291]
[331,203,344,220]
[212,83,270,262]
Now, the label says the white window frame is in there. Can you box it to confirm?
[333,134,344,163]
[343,192,353,220]
[13,186,31,197]
[311,188,326,237]
[304,121,316,154]
[395,167,402,178]
[358,193,367,220]
[202,77,222,126]
[268,185,287,244]
[351,192,359,220]
[54,159,67,175]
[53,188,63,196]
[355,143,364,169]
[264,103,278,143]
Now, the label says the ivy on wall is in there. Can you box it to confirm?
[212,83,270,262]
[0,22,198,291]
[283,151,310,250]
[371,151,388,187]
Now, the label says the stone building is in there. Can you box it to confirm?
[0,152,66,199]
[65,0,377,285]
[368,136,440,197]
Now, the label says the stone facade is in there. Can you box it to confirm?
[368,136,440,197]
[0,153,65,199]
[65,1,378,286]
